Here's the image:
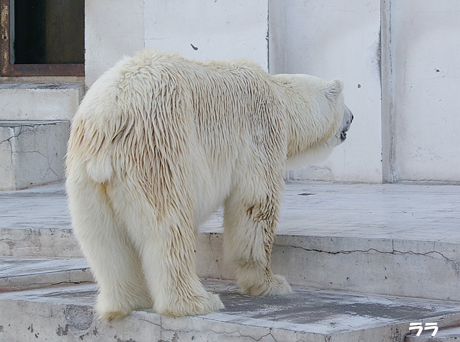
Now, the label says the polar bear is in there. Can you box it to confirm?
[66,50,352,320]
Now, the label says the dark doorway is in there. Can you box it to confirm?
[1,0,84,76]
[13,0,46,64]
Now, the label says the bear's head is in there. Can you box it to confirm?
[275,74,353,168]
[340,104,353,142]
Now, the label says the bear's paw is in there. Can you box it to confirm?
[159,291,224,317]
[98,310,129,322]
[240,274,292,296]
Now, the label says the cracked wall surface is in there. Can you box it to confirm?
[0,121,70,190]
[0,126,15,189]
[196,232,460,302]
[271,235,460,301]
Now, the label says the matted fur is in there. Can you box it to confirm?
[66,49,351,320]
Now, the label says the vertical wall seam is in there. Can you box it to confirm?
[266,0,270,73]
[380,0,397,183]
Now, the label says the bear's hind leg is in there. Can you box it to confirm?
[223,184,292,296]
[67,176,151,321]
[124,208,224,317]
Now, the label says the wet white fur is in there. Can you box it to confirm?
[66,50,349,320]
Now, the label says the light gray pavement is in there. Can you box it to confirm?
[1,181,459,242]
[0,182,70,231]
[203,182,460,243]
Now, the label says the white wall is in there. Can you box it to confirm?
[387,0,460,182]
[84,0,460,183]
[85,0,144,87]
[85,0,268,83]
[144,0,268,69]
[272,0,383,183]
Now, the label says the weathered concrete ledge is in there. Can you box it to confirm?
[1,281,460,342]
[0,227,80,258]
[0,83,84,121]
[197,233,460,302]
[0,258,92,292]
[3,229,460,301]
[2,182,460,301]
[407,326,460,341]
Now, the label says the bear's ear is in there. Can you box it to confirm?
[325,79,344,100]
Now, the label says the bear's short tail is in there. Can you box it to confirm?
[66,118,114,184]
[85,152,113,184]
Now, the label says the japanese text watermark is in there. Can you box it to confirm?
[409,322,438,337]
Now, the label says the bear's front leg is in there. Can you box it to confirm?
[223,185,292,296]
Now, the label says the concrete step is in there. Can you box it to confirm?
[0,82,84,190]
[2,182,460,302]
[406,326,460,341]
[0,257,92,292]
[0,83,84,121]
[0,121,70,190]
[1,278,460,342]
[0,183,78,256]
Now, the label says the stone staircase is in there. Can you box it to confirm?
[1,181,460,341]
[0,83,84,190]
